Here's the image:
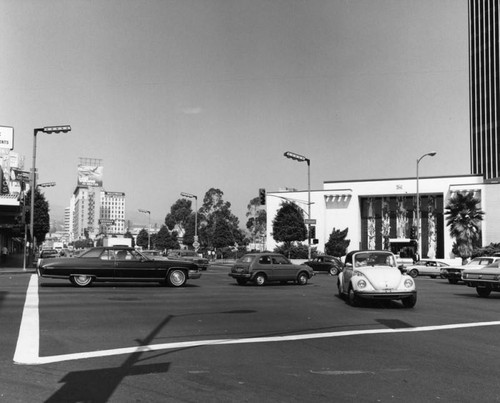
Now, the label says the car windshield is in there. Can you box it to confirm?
[469,258,494,265]
[354,252,395,268]
[238,255,255,263]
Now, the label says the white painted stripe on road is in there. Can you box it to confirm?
[13,274,500,365]
[13,274,40,365]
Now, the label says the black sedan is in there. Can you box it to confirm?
[302,255,342,275]
[37,246,201,287]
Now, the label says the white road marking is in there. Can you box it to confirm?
[13,275,500,365]
[13,274,39,365]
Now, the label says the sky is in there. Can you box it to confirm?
[0,0,470,228]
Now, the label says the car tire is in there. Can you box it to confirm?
[71,275,93,287]
[254,273,266,286]
[167,269,186,287]
[409,269,418,278]
[402,294,417,308]
[329,267,338,276]
[476,287,491,298]
[236,279,247,286]
[448,278,459,284]
[347,286,360,307]
[297,272,308,285]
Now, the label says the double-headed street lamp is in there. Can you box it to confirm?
[180,192,199,250]
[138,209,151,249]
[30,125,71,262]
[416,151,437,259]
[284,151,312,260]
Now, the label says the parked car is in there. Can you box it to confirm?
[167,249,209,270]
[440,256,500,284]
[141,250,169,260]
[337,250,417,308]
[302,255,342,275]
[37,246,201,287]
[229,252,314,286]
[462,260,500,297]
[403,259,449,278]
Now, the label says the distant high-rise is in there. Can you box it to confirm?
[469,0,500,179]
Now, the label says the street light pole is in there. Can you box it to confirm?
[30,126,71,264]
[284,151,312,260]
[138,209,151,249]
[181,192,198,250]
[416,151,437,260]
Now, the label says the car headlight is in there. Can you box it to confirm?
[357,279,367,289]
[404,278,414,288]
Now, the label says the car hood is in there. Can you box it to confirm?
[357,267,403,289]
[463,266,500,275]
[448,264,485,271]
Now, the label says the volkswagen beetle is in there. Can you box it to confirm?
[337,250,417,308]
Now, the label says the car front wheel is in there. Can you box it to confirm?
[408,269,418,278]
[297,272,308,285]
[71,275,93,287]
[476,287,491,298]
[347,287,360,307]
[329,267,338,276]
[254,273,266,286]
[167,269,187,287]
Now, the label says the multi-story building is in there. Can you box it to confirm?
[469,0,500,179]
[100,191,126,235]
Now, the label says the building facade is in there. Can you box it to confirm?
[469,0,500,179]
[70,187,126,241]
[266,175,500,259]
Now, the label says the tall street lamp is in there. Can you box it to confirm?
[30,125,71,263]
[138,209,151,249]
[416,151,437,259]
[181,192,199,250]
[284,151,312,260]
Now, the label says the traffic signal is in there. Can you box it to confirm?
[410,227,416,239]
[259,188,266,205]
[309,225,316,239]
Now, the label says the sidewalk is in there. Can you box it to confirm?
[0,253,36,274]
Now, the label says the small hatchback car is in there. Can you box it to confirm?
[229,252,314,286]
[337,250,417,308]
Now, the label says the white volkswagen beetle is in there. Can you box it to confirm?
[338,250,417,308]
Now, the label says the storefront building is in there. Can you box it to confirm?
[265,174,500,259]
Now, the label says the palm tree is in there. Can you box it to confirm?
[445,191,484,263]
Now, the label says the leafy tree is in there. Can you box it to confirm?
[165,199,193,234]
[445,191,484,263]
[136,228,150,249]
[25,188,50,245]
[212,214,235,248]
[272,202,307,257]
[198,188,240,249]
[472,242,500,258]
[273,243,316,259]
[246,196,267,249]
[154,225,180,251]
[325,227,350,257]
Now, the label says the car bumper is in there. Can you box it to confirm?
[354,290,416,300]
[228,273,251,279]
[188,270,202,280]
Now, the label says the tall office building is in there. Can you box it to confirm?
[469,0,500,179]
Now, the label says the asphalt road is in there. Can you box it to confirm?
[2,267,500,402]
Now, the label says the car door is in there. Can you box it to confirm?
[114,249,166,279]
[271,255,297,280]
[341,255,355,292]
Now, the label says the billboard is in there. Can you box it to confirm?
[78,164,103,187]
[0,126,14,150]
